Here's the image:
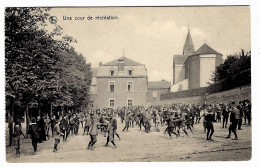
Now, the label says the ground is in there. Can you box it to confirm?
[6,119,251,162]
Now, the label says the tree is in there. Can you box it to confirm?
[5,7,92,133]
[208,49,251,93]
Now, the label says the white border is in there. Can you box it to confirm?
[1,1,259,167]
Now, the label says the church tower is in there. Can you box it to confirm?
[183,29,195,56]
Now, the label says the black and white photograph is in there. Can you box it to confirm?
[2,4,256,164]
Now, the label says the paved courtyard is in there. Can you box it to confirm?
[6,119,251,162]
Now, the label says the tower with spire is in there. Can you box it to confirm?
[172,28,223,91]
[183,29,195,56]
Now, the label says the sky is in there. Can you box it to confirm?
[47,6,250,83]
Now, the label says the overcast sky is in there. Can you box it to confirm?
[48,6,250,83]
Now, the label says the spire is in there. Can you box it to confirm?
[183,29,195,56]
[123,49,125,57]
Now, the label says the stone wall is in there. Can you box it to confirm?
[152,85,251,106]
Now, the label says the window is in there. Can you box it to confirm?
[128,70,132,76]
[127,81,133,92]
[127,99,133,107]
[109,82,115,92]
[110,70,114,76]
[89,101,93,108]
[152,91,157,98]
[109,99,115,108]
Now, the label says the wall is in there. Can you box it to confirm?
[199,54,217,87]
[174,65,186,84]
[147,88,170,103]
[97,65,147,77]
[188,56,200,89]
[156,85,251,106]
[170,79,188,92]
[151,95,205,106]
[96,77,147,108]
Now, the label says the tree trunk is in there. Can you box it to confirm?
[38,99,41,116]
[25,103,29,135]
[50,101,52,118]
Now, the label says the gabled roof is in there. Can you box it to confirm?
[195,43,221,55]
[91,68,98,77]
[148,80,171,89]
[173,55,189,65]
[103,57,143,66]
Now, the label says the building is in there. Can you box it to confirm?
[90,56,148,109]
[171,29,223,92]
[146,80,171,105]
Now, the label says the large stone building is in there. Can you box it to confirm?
[171,29,223,92]
[89,57,148,109]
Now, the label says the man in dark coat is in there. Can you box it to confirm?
[226,102,238,140]
[112,115,120,140]
[60,115,69,141]
[244,101,251,125]
[222,105,229,128]
[28,118,40,155]
[38,115,46,142]
[237,101,244,130]
[204,109,215,141]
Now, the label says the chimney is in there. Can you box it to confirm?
[99,62,102,66]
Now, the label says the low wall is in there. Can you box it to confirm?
[205,85,251,104]
[151,85,251,106]
[151,96,206,106]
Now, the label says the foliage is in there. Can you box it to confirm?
[5,7,92,119]
[208,50,251,93]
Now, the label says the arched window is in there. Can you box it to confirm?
[109,68,115,76]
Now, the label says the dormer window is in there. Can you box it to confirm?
[110,70,114,76]
[128,70,132,76]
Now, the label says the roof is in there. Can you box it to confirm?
[148,80,171,89]
[195,43,221,55]
[183,29,195,55]
[102,57,143,66]
[91,68,98,77]
[173,55,189,65]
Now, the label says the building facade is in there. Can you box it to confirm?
[171,29,223,92]
[90,57,148,109]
